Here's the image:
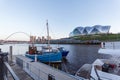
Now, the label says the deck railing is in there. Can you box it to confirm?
[101,42,120,49]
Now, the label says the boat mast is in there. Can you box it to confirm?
[46,20,50,47]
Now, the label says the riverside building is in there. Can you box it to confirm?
[69,25,110,37]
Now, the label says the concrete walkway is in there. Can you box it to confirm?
[9,62,33,80]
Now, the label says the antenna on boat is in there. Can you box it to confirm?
[46,20,50,47]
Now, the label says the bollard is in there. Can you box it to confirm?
[35,54,37,62]
[0,50,8,80]
[9,46,13,63]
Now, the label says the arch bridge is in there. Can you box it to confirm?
[2,32,31,43]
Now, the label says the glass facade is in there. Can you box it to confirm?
[69,25,110,37]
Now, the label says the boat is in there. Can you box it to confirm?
[75,64,92,79]
[25,20,62,62]
[57,47,69,57]
[25,46,62,62]
[90,58,120,80]
[98,41,120,55]
[75,57,120,80]
[75,41,120,80]
[90,41,120,79]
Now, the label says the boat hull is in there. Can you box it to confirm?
[98,48,120,55]
[25,52,62,62]
[58,47,69,57]
[61,51,69,57]
[91,59,120,80]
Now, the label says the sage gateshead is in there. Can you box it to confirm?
[69,25,111,37]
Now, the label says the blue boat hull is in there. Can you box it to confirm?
[61,51,69,57]
[25,52,62,62]
[58,47,69,57]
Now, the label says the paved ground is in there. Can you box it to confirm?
[8,62,33,80]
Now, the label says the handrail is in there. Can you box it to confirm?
[94,66,101,80]
[4,62,20,80]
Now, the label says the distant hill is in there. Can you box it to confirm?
[71,33,120,41]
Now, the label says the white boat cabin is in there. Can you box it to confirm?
[99,41,120,55]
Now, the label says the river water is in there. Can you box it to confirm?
[0,44,111,74]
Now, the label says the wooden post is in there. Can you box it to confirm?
[10,46,13,63]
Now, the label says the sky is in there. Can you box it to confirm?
[0,0,120,41]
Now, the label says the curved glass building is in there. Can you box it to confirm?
[69,25,110,37]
